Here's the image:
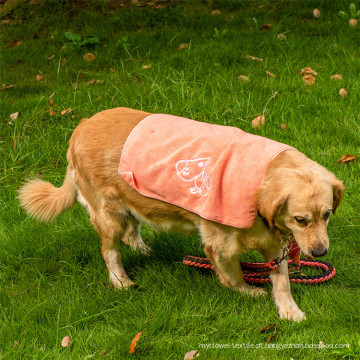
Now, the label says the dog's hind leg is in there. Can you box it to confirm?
[91,209,136,289]
[123,217,150,255]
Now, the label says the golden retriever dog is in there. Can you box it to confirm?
[19,107,344,321]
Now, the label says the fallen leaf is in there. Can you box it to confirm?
[260,323,279,343]
[184,350,200,359]
[129,331,143,354]
[302,75,316,85]
[177,43,189,50]
[266,70,277,78]
[50,98,54,106]
[339,88,348,99]
[259,23,272,31]
[349,19,358,27]
[7,40,21,48]
[142,64,151,69]
[313,8,321,18]
[281,123,288,130]
[1,84,15,90]
[337,154,358,164]
[36,74,43,81]
[237,75,250,82]
[61,108,72,115]
[300,67,318,76]
[49,109,56,116]
[252,115,265,128]
[10,112,19,121]
[61,45,67,52]
[211,9,221,15]
[331,74,342,81]
[83,53,95,62]
[277,33,287,41]
[61,335,71,348]
[242,54,263,61]
[109,67,114,73]
[13,341,20,348]
[87,79,95,85]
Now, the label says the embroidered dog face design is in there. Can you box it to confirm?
[176,157,211,196]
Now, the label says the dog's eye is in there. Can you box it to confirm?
[324,211,331,220]
[294,216,307,226]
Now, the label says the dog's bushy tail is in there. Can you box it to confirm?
[18,168,77,222]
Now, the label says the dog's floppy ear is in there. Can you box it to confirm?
[256,185,288,228]
[332,178,345,214]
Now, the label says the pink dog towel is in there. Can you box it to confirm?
[119,114,296,228]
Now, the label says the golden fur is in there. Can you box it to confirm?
[18,107,344,321]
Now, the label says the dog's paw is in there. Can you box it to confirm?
[236,283,267,297]
[110,275,137,290]
[278,307,306,322]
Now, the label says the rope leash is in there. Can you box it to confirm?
[182,255,336,284]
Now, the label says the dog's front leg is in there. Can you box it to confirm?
[201,223,266,297]
[262,248,306,321]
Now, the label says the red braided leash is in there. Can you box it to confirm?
[182,255,336,284]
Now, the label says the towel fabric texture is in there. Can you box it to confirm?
[119,114,296,229]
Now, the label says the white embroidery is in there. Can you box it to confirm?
[176,157,211,196]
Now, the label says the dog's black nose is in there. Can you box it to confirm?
[311,247,327,257]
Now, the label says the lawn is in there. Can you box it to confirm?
[1,0,360,359]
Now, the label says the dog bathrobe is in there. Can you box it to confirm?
[119,114,295,229]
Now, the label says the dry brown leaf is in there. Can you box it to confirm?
[300,67,318,76]
[242,54,263,61]
[109,67,114,73]
[49,109,56,116]
[349,19,358,27]
[61,108,72,116]
[60,46,67,52]
[302,75,316,85]
[313,8,321,18]
[1,84,15,90]
[61,335,71,348]
[142,64,151,69]
[36,74,43,81]
[50,98,54,106]
[237,75,250,82]
[252,115,265,128]
[211,9,221,15]
[88,79,95,85]
[339,88,348,99]
[83,53,95,62]
[331,74,342,81]
[177,43,189,50]
[266,70,277,78]
[337,154,358,164]
[13,341,20,348]
[184,350,200,359]
[281,123,288,131]
[7,40,21,48]
[259,23,272,31]
[129,331,143,354]
[10,112,19,121]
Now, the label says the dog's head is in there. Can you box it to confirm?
[256,152,344,258]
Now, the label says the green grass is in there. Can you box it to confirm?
[1,0,360,359]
